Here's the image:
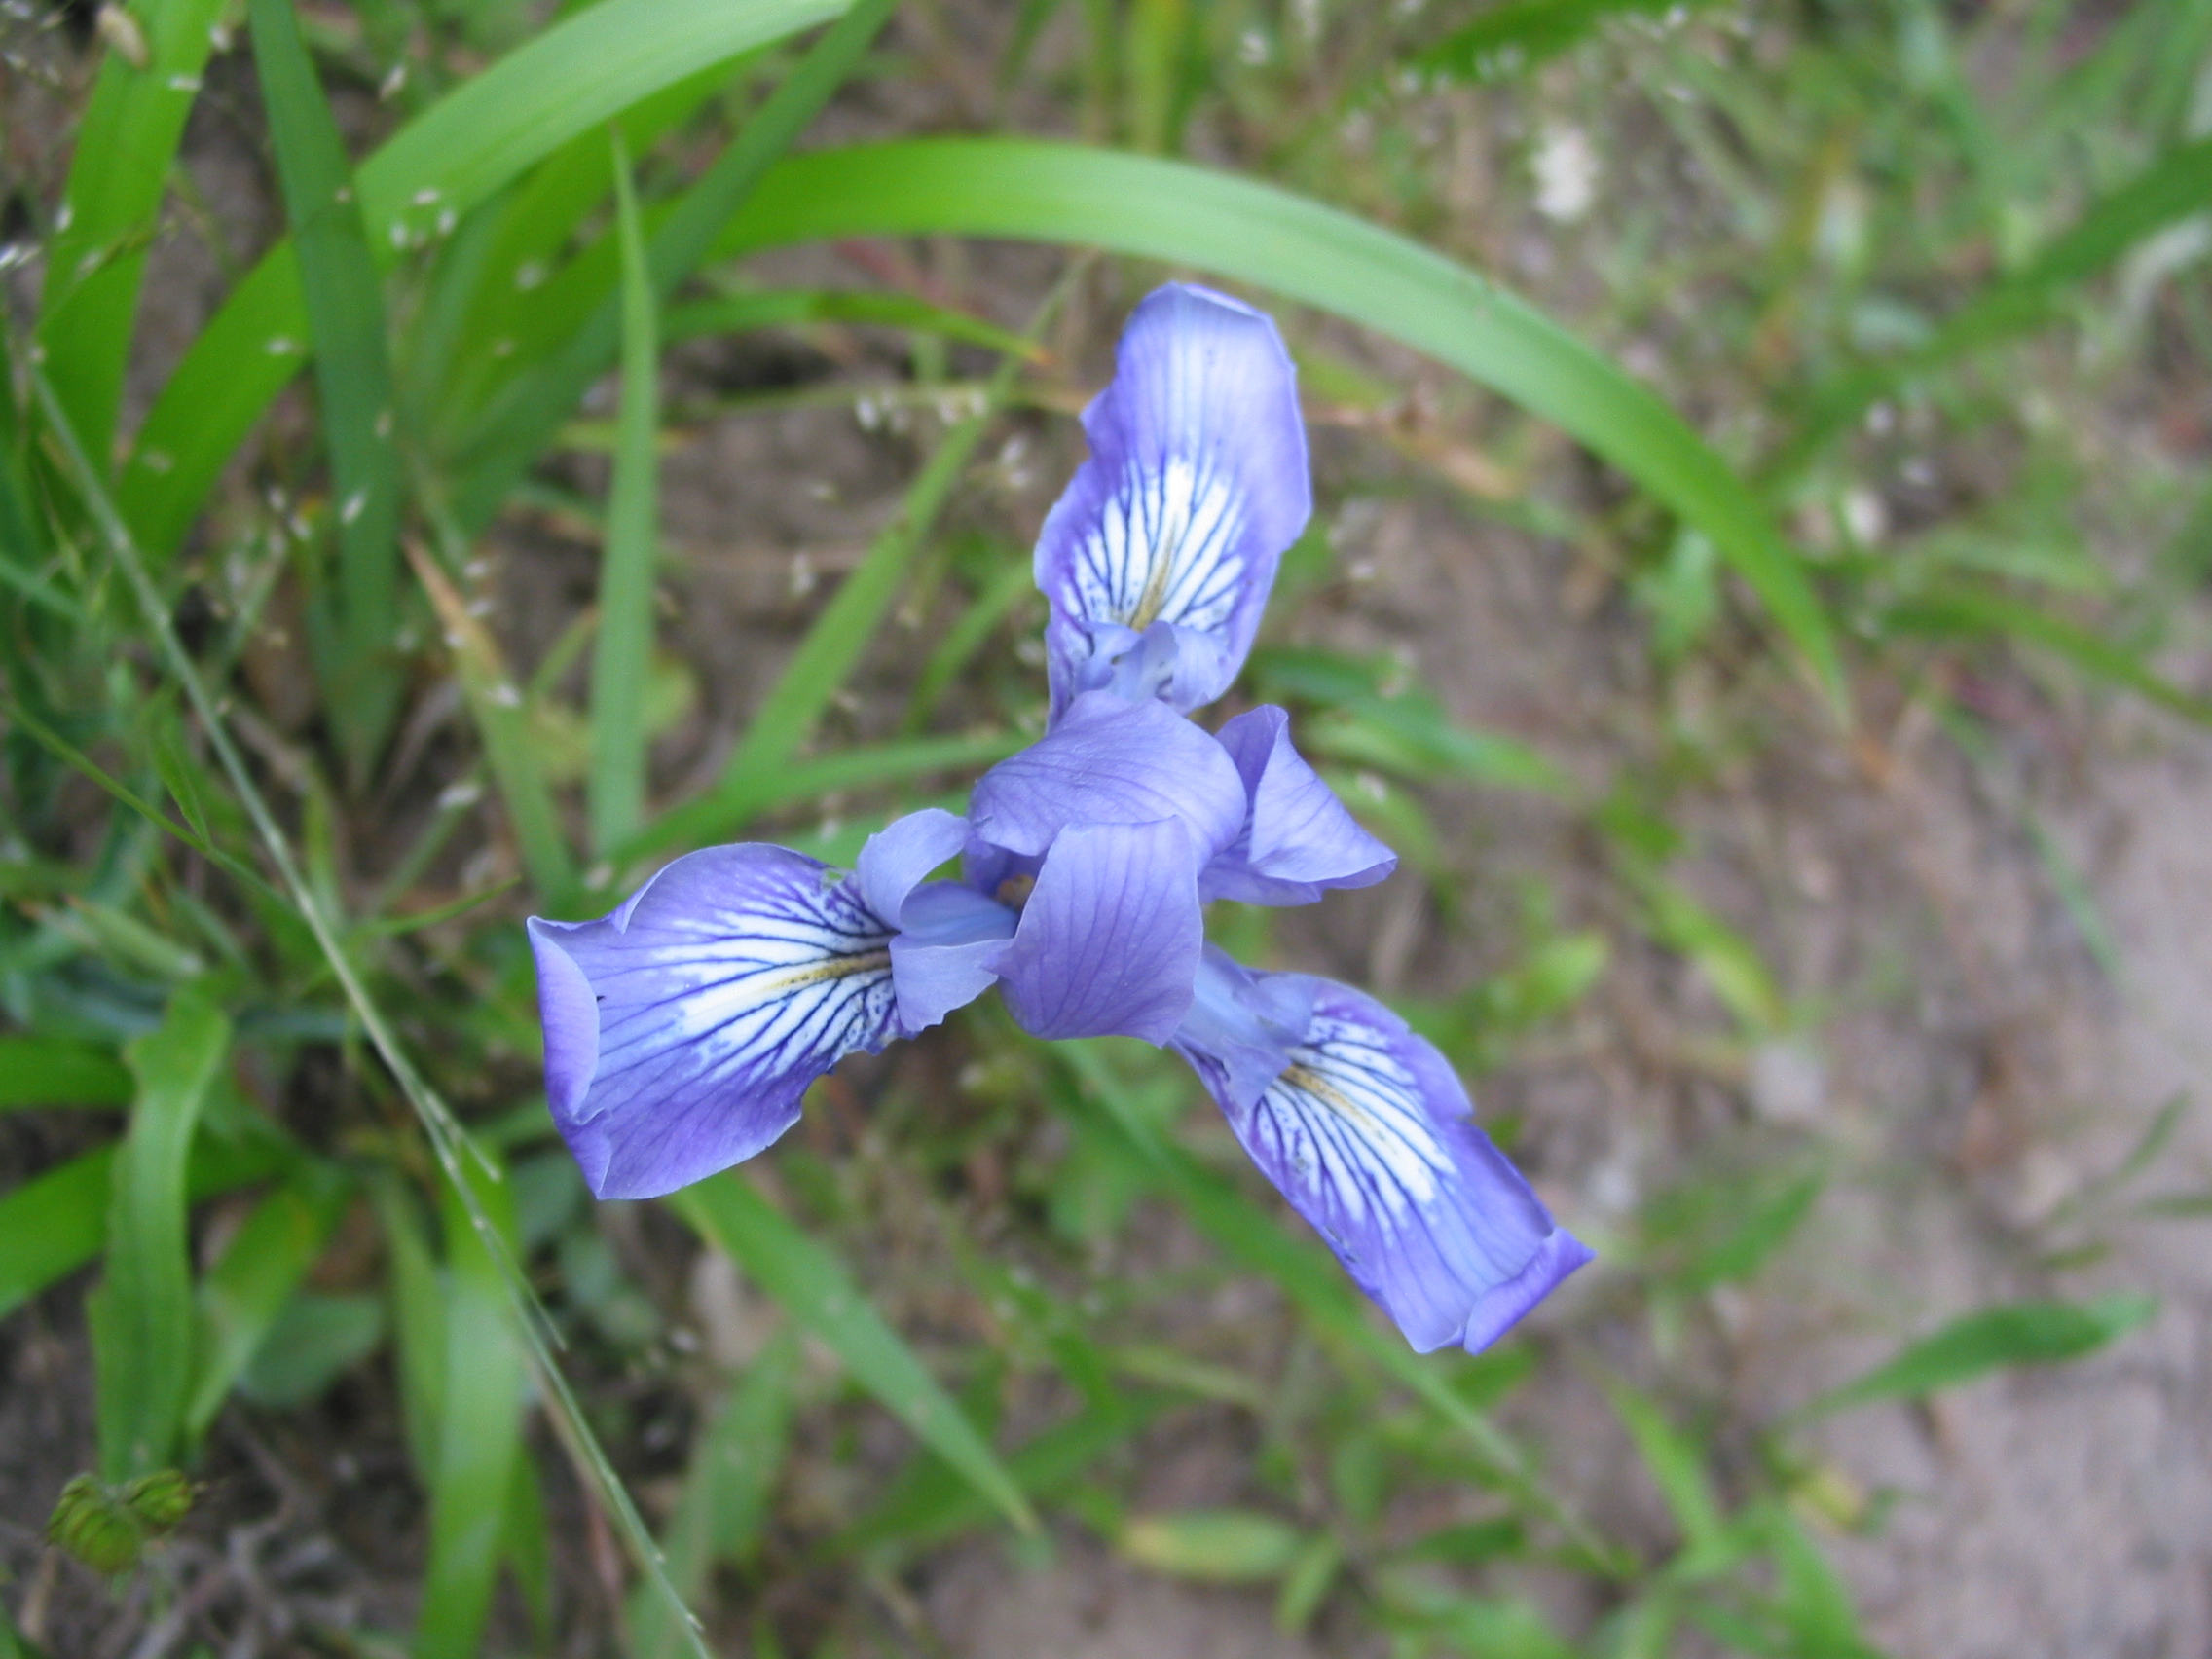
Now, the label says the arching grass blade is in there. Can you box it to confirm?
[1885,583,2212,727]
[90,986,231,1482]
[627,1331,800,1659]
[416,62,740,447]
[34,0,227,472]
[625,727,1023,864]
[416,1157,528,1659]
[668,1174,1038,1535]
[1795,1294,2157,1421]
[184,1161,353,1439]
[0,1129,292,1324]
[0,1149,117,1323]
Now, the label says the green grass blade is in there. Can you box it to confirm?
[119,0,851,560]
[358,0,840,244]
[588,128,662,855]
[665,289,1042,360]
[1784,134,2212,471]
[0,1037,131,1108]
[90,985,231,1481]
[1303,701,1573,798]
[0,331,65,610]
[416,63,737,445]
[185,1161,353,1438]
[1798,1294,2157,1420]
[1758,1505,1881,1659]
[443,0,899,536]
[903,555,1037,731]
[1885,584,2212,727]
[1410,0,1717,85]
[502,1454,556,1644]
[832,1393,1166,1561]
[34,0,227,472]
[417,1156,528,1659]
[0,1131,291,1325]
[706,406,1001,807]
[625,728,1023,863]
[116,250,311,558]
[668,1174,1038,1534]
[1601,1382,1727,1560]
[1636,876,1789,1036]
[628,1330,800,1659]
[1,692,285,905]
[1121,1510,1308,1581]
[408,544,577,901]
[0,1149,115,1321]
[371,1174,447,1474]
[711,138,1845,711]
[247,0,406,783]
[1674,1172,1821,1293]
[235,1294,387,1407]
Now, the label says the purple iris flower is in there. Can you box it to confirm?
[529,283,1591,1353]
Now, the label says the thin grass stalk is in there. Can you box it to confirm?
[587,127,662,856]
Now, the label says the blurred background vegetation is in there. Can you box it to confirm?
[1,0,2208,1653]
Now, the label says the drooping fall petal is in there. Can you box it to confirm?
[529,845,901,1199]
[1175,959,1591,1353]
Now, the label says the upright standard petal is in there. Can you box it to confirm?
[1177,972,1590,1353]
[969,692,1248,866]
[1035,284,1310,719]
[1201,706,1397,905]
[992,818,1205,1043]
[527,845,899,1200]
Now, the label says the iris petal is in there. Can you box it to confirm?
[857,806,970,927]
[889,881,1016,1035]
[970,691,1248,864]
[855,807,1013,1035]
[1201,706,1397,905]
[1178,972,1591,1353]
[993,818,1206,1043]
[527,844,899,1199]
[1035,283,1310,718]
